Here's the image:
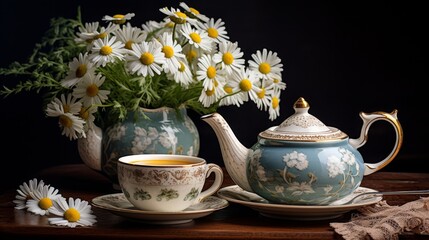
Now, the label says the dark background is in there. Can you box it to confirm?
[1,0,427,190]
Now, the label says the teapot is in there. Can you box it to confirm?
[202,97,403,205]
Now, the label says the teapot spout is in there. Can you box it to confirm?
[77,125,102,171]
[201,113,252,192]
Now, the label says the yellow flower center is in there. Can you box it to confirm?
[112,14,126,24]
[79,108,89,121]
[207,66,216,79]
[176,11,187,19]
[224,85,233,94]
[178,62,186,72]
[222,52,234,65]
[189,32,201,43]
[162,46,174,58]
[75,64,87,78]
[189,7,200,15]
[59,115,73,128]
[113,14,125,19]
[239,79,252,92]
[205,87,215,96]
[125,40,134,50]
[165,22,174,28]
[140,52,154,65]
[95,32,108,39]
[186,50,197,62]
[170,11,187,24]
[63,104,71,113]
[38,197,53,210]
[259,62,271,74]
[257,88,266,99]
[64,208,81,222]
[272,96,279,109]
[100,46,112,56]
[86,83,99,97]
[207,28,218,38]
[273,78,280,84]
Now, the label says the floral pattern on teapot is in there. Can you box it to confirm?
[247,143,364,205]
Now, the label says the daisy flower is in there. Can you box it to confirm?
[180,23,213,52]
[269,73,287,92]
[46,95,86,140]
[75,22,100,44]
[72,73,110,108]
[159,7,198,25]
[126,40,166,77]
[61,52,96,88]
[250,86,274,112]
[196,18,229,43]
[196,54,225,91]
[219,83,245,107]
[198,84,223,108]
[157,32,185,74]
[26,185,62,216]
[79,105,97,131]
[77,23,119,50]
[179,2,209,22]
[113,22,146,50]
[248,48,283,83]
[182,44,204,71]
[89,35,126,67]
[60,113,87,140]
[49,197,97,228]
[268,91,281,121]
[102,13,135,24]
[212,41,245,75]
[220,68,260,107]
[167,59,194,86]
[46,94,82,115]
[13,178,46,210]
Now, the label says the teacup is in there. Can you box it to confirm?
[117,154,224,212]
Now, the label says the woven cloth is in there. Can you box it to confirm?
[330,197,429,240]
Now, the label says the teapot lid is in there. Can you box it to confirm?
[259,97,348,142]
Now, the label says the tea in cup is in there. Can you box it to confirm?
[117,154,224,212]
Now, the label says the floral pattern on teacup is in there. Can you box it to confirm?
[118,164,206,185]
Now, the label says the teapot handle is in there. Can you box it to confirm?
[349,110,403,176]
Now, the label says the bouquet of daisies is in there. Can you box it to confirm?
[0,2,285,140]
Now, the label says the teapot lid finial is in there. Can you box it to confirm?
[259,97,348,142]
[294,97,309,108]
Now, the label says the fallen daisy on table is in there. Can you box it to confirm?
[13,178,46,210]
[48,197,97,228]
[14,179,96,228]
[26,184,62,216]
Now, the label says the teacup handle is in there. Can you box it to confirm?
[198,164,224,202]
[349,110,403,175]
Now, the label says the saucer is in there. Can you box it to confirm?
[91,193,228,224]
[217,185,382,220]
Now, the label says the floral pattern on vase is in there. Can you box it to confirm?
[100,106,200,185]
[247,143,364,205]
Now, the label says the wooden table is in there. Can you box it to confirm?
[1,164,428,239]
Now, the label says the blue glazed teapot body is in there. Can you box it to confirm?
[247,139,365,205]
[203,97,403,205]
